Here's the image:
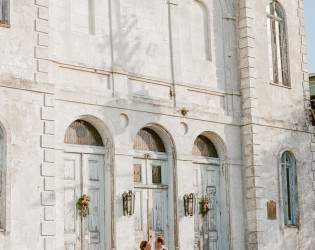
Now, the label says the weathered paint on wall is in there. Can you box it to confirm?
[0,0,313,249]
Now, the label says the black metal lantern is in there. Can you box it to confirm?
[184,193,196,217]
[122,190,135,216]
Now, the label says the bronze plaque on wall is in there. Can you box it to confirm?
[134,164,142,182]
[152,165,161,184]
[267,201,277,220]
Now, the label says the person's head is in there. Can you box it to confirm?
[154,236,165,249]
[140,240,151,250]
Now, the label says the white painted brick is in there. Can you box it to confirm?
[304,72,309,81]
[44,177,55,191]
[41,192,55,206]
[41,222,56,236]
[35,46,49,60]
[38,33,49,47]
[41,163,55,177]
[44,149,55,163]
[35,0,49,7]
[41,107,55,120]
[38,6,49,20]
[38,60,49,73]
[44,94,55,107]
[35,19,49,33]
[41,134,55,148]
[45,238,56,250]
[167,0,178,5]
[297,8,304,17]
[35,72,48,83]
[301,45,307,54]
[301,63,308,72]
[44,207,55,221]
[44,121,55,135]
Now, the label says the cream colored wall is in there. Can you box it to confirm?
[0,0,313,249]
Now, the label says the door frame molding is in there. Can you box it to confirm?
[133,123,178,249]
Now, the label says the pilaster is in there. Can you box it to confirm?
[34,1,55,249]
[238,1,263,249]
[296,0,311,131]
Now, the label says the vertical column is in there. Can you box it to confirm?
[297,0,310,129]
[34,1,55,249]
[41,94,56,250]
[238,1,263,250]
[167,0,181,108]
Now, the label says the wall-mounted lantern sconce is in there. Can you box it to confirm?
[184,193,196,217]
[122,190,135,216]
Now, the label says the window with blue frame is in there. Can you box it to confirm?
[281,152,297,226]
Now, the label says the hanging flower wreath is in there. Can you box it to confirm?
[199,196,210,218]
[76,195,90,218]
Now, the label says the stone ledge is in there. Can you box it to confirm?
[44,149,55,163]
[41,192,55,206]
[38,6,49,20]
[35,0,49,8]
[41,135,55,149]
[44,178,55,191]
[41,107,55,121]
[41,222,56,236]
[44,237,56,250]
[41,163,55,177]
[44,121,55,135]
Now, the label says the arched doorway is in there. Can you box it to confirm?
[63,120,106,250]
[192,135,223,250]
[133,127,169,248]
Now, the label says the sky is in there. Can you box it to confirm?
[305,0,315,74]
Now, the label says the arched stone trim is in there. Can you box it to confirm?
[62,115,116,249]
[277,147,298,163]
[193,135,218,158]
[64,120,104,146]
[199,131,229,162]
[133,123,178,249]
[0,117,11,232]
[133,128,166,152]
[277,147,299,229]
[193,130,231,249]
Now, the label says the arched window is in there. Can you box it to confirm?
[192,135,218,158]
[0,126,4,229]
[0,0,9,25]
[64,120,103,146]
[266,1,289,86]
[281,152,297,226]
[133,128,165,152]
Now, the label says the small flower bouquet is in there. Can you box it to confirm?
[199,196,210,218]
[76,194,90,218]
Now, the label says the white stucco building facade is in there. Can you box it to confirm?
[0,0,314,249]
